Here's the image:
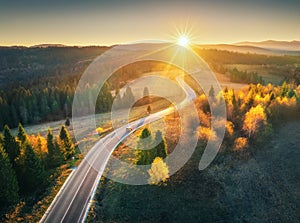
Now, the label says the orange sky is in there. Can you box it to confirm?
[0,0,299,46]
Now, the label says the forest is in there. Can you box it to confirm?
[0,122,77,221]
[1,46,300,130]
[0,46,300,221]
[88,82,300,222]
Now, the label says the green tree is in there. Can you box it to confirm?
[17,123,27,143]
[0,145,19,205]
[123,87,135,108]
[209,85,215,98]
[143,87,150,97]
[135,128,155,165]
[47,128,63,168]
[0,133,3,146]
[59,125,75,160]
[3,125,20,165]
[143,87,151,104]
[65,117,71,126]
[18,142,46,193]
[154,131,167,159]
[114,89,123,109]
[147,105,152,114]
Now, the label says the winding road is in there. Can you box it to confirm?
[40,77,196,223]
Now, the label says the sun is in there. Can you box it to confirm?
[177,35,190,47]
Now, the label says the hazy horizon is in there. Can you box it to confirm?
[1,39,300,48]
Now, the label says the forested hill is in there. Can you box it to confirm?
[0,46,110,89]
[0,46,111,130]
[1,45,300,131]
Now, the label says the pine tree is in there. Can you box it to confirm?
[114,90,123,109]
[123,87,135,108]
[135,128,154,165]
[19,99,28,125]
[209,85,215,98]
[0,133,3,146]
[17,123,27,143]
[34,134,47,164]
[59,125,75,160]
[154,131,167,159]
[18,142,46,193]
[0,145,19,205]
[143,87,149,97]
[3,125,20,164]
[147,105,152,114]
[143,87,151,104]
[65,117,70,126]
[47,128,63,168]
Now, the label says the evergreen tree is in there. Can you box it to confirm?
[18,142,46,193]
[19,99,28,125]
[123,87,135,108]
[209,85,215,98]
[147,105,152,114]
[0,145,19,205]
[47,128,63,168]
[10,105,19,127]
[59,125,75,160]
[34,133,47,164]
[65,117,70,126]
[135,128,155,165]
[17,123,27,143]
[143,87,150,97]
[143,87,151,104]
[0,133,3,146]
[40,94,50,116]
[232,89,239,117]
[3,125,20,164]
[114,90,123,109]
[154,131,167,159]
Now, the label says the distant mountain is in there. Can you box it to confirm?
[235,40,300,51]
[196,44,276,54]
[30,44,67,48]
[196,42,300,55]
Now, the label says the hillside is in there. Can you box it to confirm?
[0,46,109,89]
[235,40,300,52]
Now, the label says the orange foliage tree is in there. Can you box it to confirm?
[242,104,267,139]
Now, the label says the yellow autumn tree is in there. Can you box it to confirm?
[27,133,48,160]
[96,127,104,135]
[233,137,248,151]
[242,104,267,138]
[148,157,169,185]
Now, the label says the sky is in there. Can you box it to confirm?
[0,0,299,46]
